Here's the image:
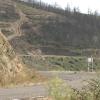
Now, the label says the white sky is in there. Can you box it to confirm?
[37,0,100,13]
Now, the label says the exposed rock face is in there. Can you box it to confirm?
[0,30,23,85]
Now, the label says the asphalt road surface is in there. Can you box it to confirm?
[0,85,47,100]
[0,71,98,100]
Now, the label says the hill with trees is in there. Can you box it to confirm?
[10,0,100,56]
[1,0,100,71]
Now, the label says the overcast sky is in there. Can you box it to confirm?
[36,0,100,14]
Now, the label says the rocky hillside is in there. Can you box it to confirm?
[0,29,44,85]
[0,29,24,85]
[0,0,45,85]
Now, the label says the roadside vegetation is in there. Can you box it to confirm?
[22,55,100,71]
[0,67,45,87]
[48,77,100,100]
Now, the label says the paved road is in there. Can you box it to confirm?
[0,85,47,100]
[39,71,97,89]
[0,71,97,100]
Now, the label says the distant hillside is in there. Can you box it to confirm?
[0,0,100,57]
[10,0,100,56]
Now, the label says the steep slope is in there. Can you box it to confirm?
[0,0,20,22]
[0,29,24,85]
[10,1,100,56]
[1,0,100,56]
[0,0,44,84]
[0,29,45,85]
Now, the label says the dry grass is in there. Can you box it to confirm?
[0,68,46,87]
[3,67,46,87]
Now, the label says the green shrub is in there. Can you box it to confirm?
[48,77,78,100]
[47,77,100,100]
[82,79,100,100]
